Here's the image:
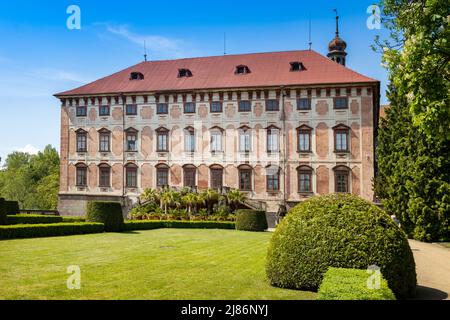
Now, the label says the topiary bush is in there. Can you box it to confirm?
[266,194,416,299]
[0,198,7,225]
[235,209,268,231]
[4,201,20,215]
[7,214,63,225]
[86,201,124,232]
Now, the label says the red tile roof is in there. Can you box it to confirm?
[55,50,378,97]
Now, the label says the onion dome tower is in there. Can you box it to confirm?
[327,10,347,66]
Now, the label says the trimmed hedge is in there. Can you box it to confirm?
[0,222,104,240]
[266,194,416,299]
[317,267,396,300]
[86,201,124,232]
[7,214,63,225]
[124,220,236,231]
[0,198,7,225]
[4,201,20,215]
[235,209,268,231]
[62,216,86,223]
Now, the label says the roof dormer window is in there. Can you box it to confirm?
[178,68,193,78]
[290,61,306,72]
[130,72,144,80]
[235,65,251,75]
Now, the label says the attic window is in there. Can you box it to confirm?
[290,61,306,72]
[130,72,144,80]
[235,65,251,75]
[178,68,193,78]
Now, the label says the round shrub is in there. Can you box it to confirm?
[266,194,416,299]
[236,209,268,231]
[0,198,7,225]
[86,201,124,232]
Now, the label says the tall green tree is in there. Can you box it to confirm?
[374,0,449,241]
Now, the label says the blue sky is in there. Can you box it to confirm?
[0,0,388,164]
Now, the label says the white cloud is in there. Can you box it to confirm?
[16,144,40,155]
[105,25,194,59]
[31,68,92,84]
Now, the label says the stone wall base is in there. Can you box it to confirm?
[58,194,129,217]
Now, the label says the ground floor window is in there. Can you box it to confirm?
[99,165,111,187]
[210,168,223,190]
[126,166,137,188]
[157,167,169,188]
[76,164,87,187]
[239,168,252,191]
[298,168,312,193]
[183,167,196,188]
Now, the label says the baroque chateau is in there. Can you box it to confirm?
[55,20,380,218]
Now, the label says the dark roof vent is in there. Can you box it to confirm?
[178,68,193,78]
[290,61,306,72]
[130,72,144,80]
[235,65,251,75]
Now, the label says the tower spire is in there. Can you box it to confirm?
[334,9,339,37]
[327,9,347,66]
[144,40,148,62]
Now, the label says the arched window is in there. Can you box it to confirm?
[238,126,251,153]
[238,165,253,191]
[98,163,111,187]
[266,165,280,192]
[333,165,350,193]
[297,165,313,193]
[184,126,195,152]
[210,126,224,153]
[333,124,350,152]
[155,164,170,188]
[125,163,138,188]
[266,125,280,153]
[297,125,312,153]
[210,164,224,190]
[125,127,138,152]
[156,127,169,152]
[75,129,87,153]
[98,128,111,152]
[75,163,87,187]
[183,164,197,188]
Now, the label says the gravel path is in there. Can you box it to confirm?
[409,240,450,300]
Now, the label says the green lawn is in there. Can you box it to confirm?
[0,229,316,300]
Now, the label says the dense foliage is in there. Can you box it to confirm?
[6,214,63,225]
[124,220,236,231]
[235,209,268,231]
[0,222,104,240]
[0,145,60,210]
[266,194,416,299]
[373,0,450,241]
[86,201,124,232]
[317,268,395,300]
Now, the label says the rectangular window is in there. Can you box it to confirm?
[183,169,196,188]
[99,166,111,187]
[127,133,137,151]
[298,131,311,152]
[335,171,349,193]
[76,133,87,152]
[99,105,110,116]
[126,104,137,115]
[210,132,222,152]
[76,167,87,187]
[299,171,312,192]
[157,168,169,187]
[239,170,252,191]
[76,106,87,117]
[157,132,169,152]
[211,169,223,189]
[335,131,349,152]
[267,129,279,153]
[210,101,222,113]
[99,133,110,152]
[334,97,348,109]
[267,172,280,191]
[185,131,195,152]
[239,131,251,152]
[184,102,196,114]
[126,167,137,188]
[266,99,279,111]
[239,100,251,112]
[157,103,169,114]
[297,98,311,110]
